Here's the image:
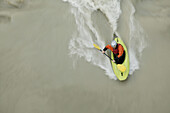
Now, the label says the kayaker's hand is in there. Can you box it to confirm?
[112,60,115,63]
[102,51,105,54]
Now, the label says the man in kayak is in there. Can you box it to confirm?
[102,39,125,64]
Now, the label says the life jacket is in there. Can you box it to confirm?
[105,44,124,58]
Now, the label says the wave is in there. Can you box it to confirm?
[62,0,147,80]
[128,1,147,74]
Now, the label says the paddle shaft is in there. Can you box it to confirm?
[98,49,113,61]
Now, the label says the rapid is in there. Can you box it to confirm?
[63,0,147,79]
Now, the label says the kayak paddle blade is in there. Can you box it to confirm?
[117,64,126,72]
[93,44,101,50]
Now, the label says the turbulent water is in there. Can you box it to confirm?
[63,0,147,79]
[0,0,170,113]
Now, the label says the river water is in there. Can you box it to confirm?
[0,0,170,113]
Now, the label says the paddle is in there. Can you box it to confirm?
[93,44,126,72]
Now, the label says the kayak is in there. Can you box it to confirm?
[111,37,129,81]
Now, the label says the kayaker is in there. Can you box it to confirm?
[102,40,125,64]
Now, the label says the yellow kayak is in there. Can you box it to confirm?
[111,37,129,81]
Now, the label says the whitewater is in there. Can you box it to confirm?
[62,0,147,80]
[0,0,170,112]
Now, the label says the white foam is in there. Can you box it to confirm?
[128,1,147,74]
[63,0,147,80]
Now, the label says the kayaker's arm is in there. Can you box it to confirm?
[102,44,111,53]
[102,46,108,54]
[103,47,108,51]
[117,44,124,58]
